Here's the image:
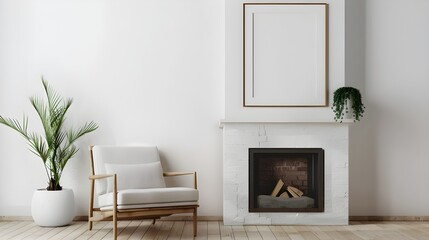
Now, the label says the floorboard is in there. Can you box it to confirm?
[0,220,428,239]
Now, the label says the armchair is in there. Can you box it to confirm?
[88,145,199,239]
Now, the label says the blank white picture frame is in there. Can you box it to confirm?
[243,3,328,107]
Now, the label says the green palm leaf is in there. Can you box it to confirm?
[0,78,98,190]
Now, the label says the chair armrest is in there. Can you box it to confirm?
[89,174,118,212]
[89,174,115,180]
[163,172,194,177]
[163,171,198,189]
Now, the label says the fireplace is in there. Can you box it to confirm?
[249,148,324,212]
[222,123,348,225]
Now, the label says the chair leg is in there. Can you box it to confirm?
[88,180,95,230]
[113,174,118,240]
[152,219,156,225]
[88,219,93,231]
[193,207,198,237]
[88,207,93,230]
[113,211,118,240]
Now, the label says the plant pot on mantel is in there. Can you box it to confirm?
[31,188,75,227]
[342,98,354,120]
[332,87,365,122]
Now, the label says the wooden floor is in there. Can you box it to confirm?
[0,220,428,240]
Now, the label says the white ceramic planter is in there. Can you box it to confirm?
[31,188,75,227]
[343,98,354,120]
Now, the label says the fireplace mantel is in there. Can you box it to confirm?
[219,119,354,128]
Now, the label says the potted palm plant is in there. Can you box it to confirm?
[0,78,98,226]
[332,87,365,122]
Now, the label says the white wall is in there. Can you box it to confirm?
[0,0,224,217]
[347,0,429,216]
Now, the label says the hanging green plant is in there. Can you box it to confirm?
[332,87,365,122]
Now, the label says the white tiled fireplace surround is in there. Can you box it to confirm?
[222,122,349,225]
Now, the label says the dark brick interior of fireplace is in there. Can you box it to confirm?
[257,157,309,195]
[249,148,324,212]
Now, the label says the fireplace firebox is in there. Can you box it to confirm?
[249,148,324,212]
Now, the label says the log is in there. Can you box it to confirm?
[279,191,290,199]
[270,179,284,197]
[287,186,304,198]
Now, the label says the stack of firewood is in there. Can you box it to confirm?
[270,179,304,199]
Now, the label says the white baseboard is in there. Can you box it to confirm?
[349,216,429,221]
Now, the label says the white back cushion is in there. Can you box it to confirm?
[105,162,166,193]
[92,145,165,195]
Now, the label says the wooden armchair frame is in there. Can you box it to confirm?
[88,146,198,239]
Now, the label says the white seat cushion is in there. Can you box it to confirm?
[98,187,199,208]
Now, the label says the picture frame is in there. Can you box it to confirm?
[243,3,328,107]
